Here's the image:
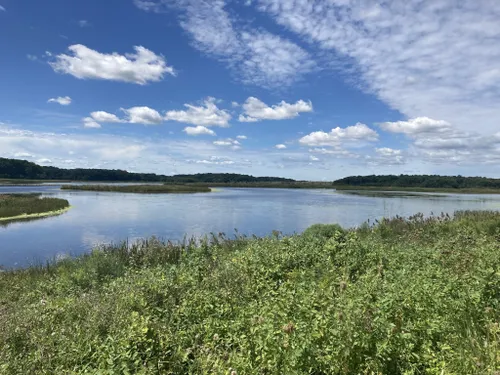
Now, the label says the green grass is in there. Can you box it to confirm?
[61,184,211,194]
[334,185,500,194]
[1,211,500,374]
[0,194,70,221]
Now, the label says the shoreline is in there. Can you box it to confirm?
[0,206,72,222]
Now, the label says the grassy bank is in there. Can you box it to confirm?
[61,184,211,194]
[334,185,500,194]
[0,194,70,222]
[186,181,334,189]
[2,211,500,373]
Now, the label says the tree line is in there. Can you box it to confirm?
[0,158,294,184]
[334,174,500,189]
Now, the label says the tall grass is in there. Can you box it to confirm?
[61,184,211,193]
[0,194,69,219]
[1,211,500,374]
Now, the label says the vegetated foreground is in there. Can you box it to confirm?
[1,212,500,374]
[0,194,70,221]
[61,184,211,194]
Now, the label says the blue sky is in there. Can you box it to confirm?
[1,0,500,180]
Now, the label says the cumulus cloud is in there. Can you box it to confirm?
[135,0,314,87]
[379,117,500,165]
[90,111,123,123]
[368,148,406,166]
[49,44,175,85]
[236,135,247,139]
[300,123,379,147]
[256,0,500,134]
[83,117,101,129]
[165,97,231,127]
[47,96,72,106]
[239,97,313,122]
[122,106,163,125]
[275,144,287,149]
[183,126,216,136]
[213,138,241,150]
[0,5,6,11]
[379,117,452,135]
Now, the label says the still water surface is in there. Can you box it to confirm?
[1,185,500,268]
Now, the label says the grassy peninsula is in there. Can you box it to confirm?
[61,184,211,194]
[0,194,70,222]
[2,211,500,374]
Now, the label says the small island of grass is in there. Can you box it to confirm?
[61,184,211,194]
[0,194,70,222]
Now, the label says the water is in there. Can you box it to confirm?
[1,185,500,268]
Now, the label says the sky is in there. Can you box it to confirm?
[1,0,500,180]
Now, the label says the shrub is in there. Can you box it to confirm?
[303,223,345,238]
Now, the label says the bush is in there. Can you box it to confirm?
[302,223,345,238]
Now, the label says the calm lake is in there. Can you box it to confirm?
[1,185,500,268]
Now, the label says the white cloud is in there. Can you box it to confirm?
[90,111,123,123]
[190,156,235,165]
[122,106,163,125]
[78,20,90,27]
[367,148,406,166]
[376,148,403,157]
[27,54,38,61]
[135,0,314,87]
[377,116,500,165]
[47,96,72,106]
[165,97,231,127]
[214,138,241,150]
[2,123,500,179]
[37,158,53,164]
[256,0,500,134]
[300,123,379,147]
[231,102,240,108]
[183,126,216,136]
[275,144,287,149]
[239,31,315,87]
[236,135,247,140]
[133,0,159,12]
[49,44,175,85]
[379,117,452,135]
[83,117,101,129]
[0,5,6,11]
[239,97,313,122]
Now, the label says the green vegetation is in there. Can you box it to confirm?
[0,194,70,222]
[0,158,293,184]
[61,184,211,194]
[302,223,345,238]
[334,174,500,191]
[2,211,500,374]
[4,158,500,194]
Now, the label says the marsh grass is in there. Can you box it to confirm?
[0,194,70,221]
[61,184,211,193]
[1,211,500,374]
